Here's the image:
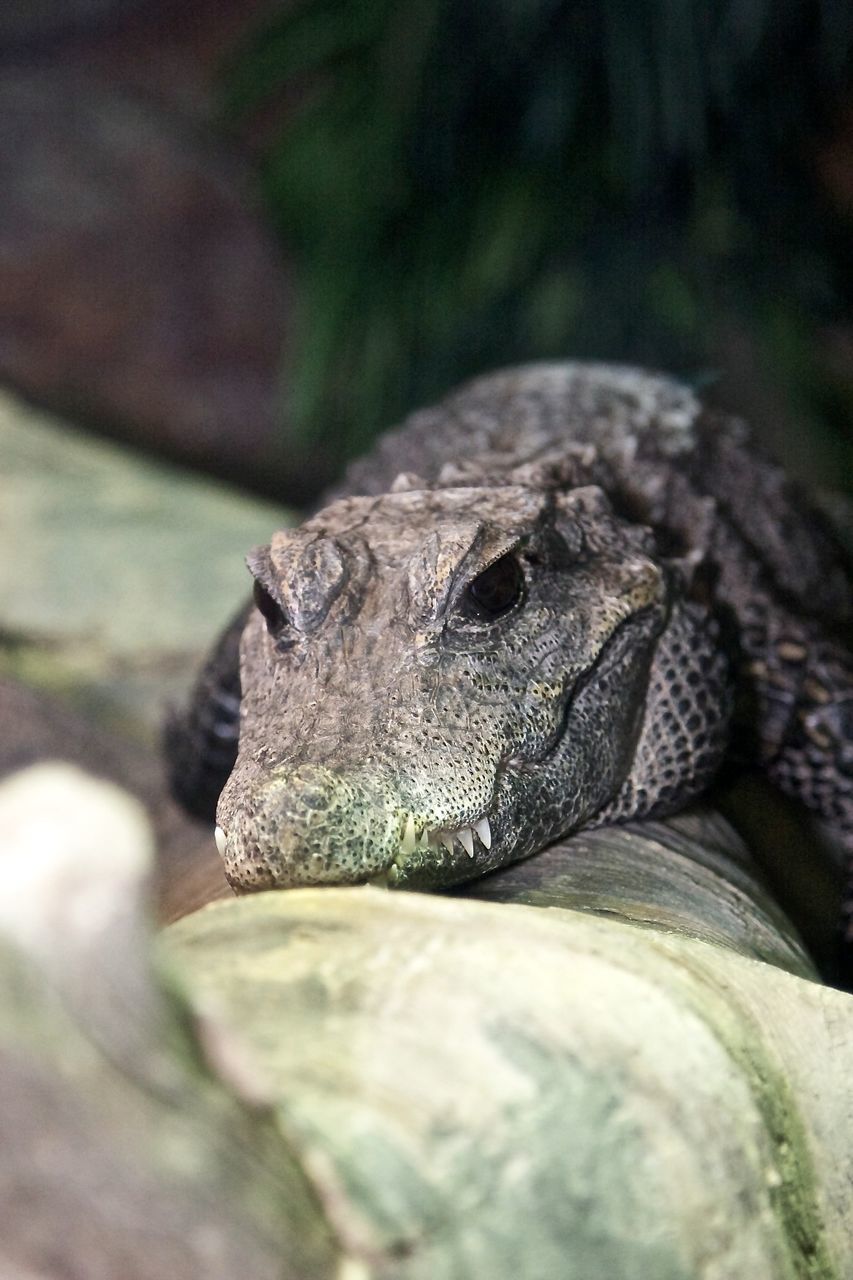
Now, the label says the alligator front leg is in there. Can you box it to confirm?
[741,613,853,985]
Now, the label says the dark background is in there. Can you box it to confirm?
[2,0,852,507]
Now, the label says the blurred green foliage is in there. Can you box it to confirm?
[222,0,853,486]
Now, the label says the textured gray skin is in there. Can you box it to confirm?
[172,363,853,906]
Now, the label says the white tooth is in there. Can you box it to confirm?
[418,826,430,849]
[439,832,456,857]
[458,826,475,858]
[214,825,227,856]
[474,817,492,850]
[401,813,417,855]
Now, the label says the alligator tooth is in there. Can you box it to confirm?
[367,871,389,888]
[439,832,456,857]
[457,826,475,858]
[214,825,227,856]
[418,825,430,849]
[473,817,492,850]
[401,813,417,855]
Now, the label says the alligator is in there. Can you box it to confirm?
[167,363,853,932]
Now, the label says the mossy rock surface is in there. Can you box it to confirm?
[164,886,853,1279]
[0,388,290,737]
[2,764,852,1279]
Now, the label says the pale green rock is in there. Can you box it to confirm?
[1,738,851,1278]
[0,763,335,1280]
[0,388,292,735]
[164,884,853,1280]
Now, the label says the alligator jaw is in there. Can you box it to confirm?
[399,812,492,859]
[212,811,496,890]
[380,812,495,886]
[429,816,492,857]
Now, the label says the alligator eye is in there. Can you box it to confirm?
[253,579,287,634]
[465,553,525,620]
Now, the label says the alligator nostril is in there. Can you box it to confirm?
[299,785,331,811]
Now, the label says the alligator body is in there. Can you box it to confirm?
[168,363,853,922]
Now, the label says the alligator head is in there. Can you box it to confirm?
[215,479,731,891]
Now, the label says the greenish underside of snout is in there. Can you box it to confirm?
[217,763,403,890]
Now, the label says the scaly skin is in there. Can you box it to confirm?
[168,364,853,918]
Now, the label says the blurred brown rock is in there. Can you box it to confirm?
[0,0,292,492]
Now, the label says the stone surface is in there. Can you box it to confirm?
[0,763,335,1280]
[0,61,290,491]
[0,762,151,966]
[0,676,232,923]
[462,807,817,979]
[0,386,289,920]
[0,386,291,738]
[166,886,853,1279]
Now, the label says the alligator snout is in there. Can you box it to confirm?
[215,755,503,890]
[216,763,402,890]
